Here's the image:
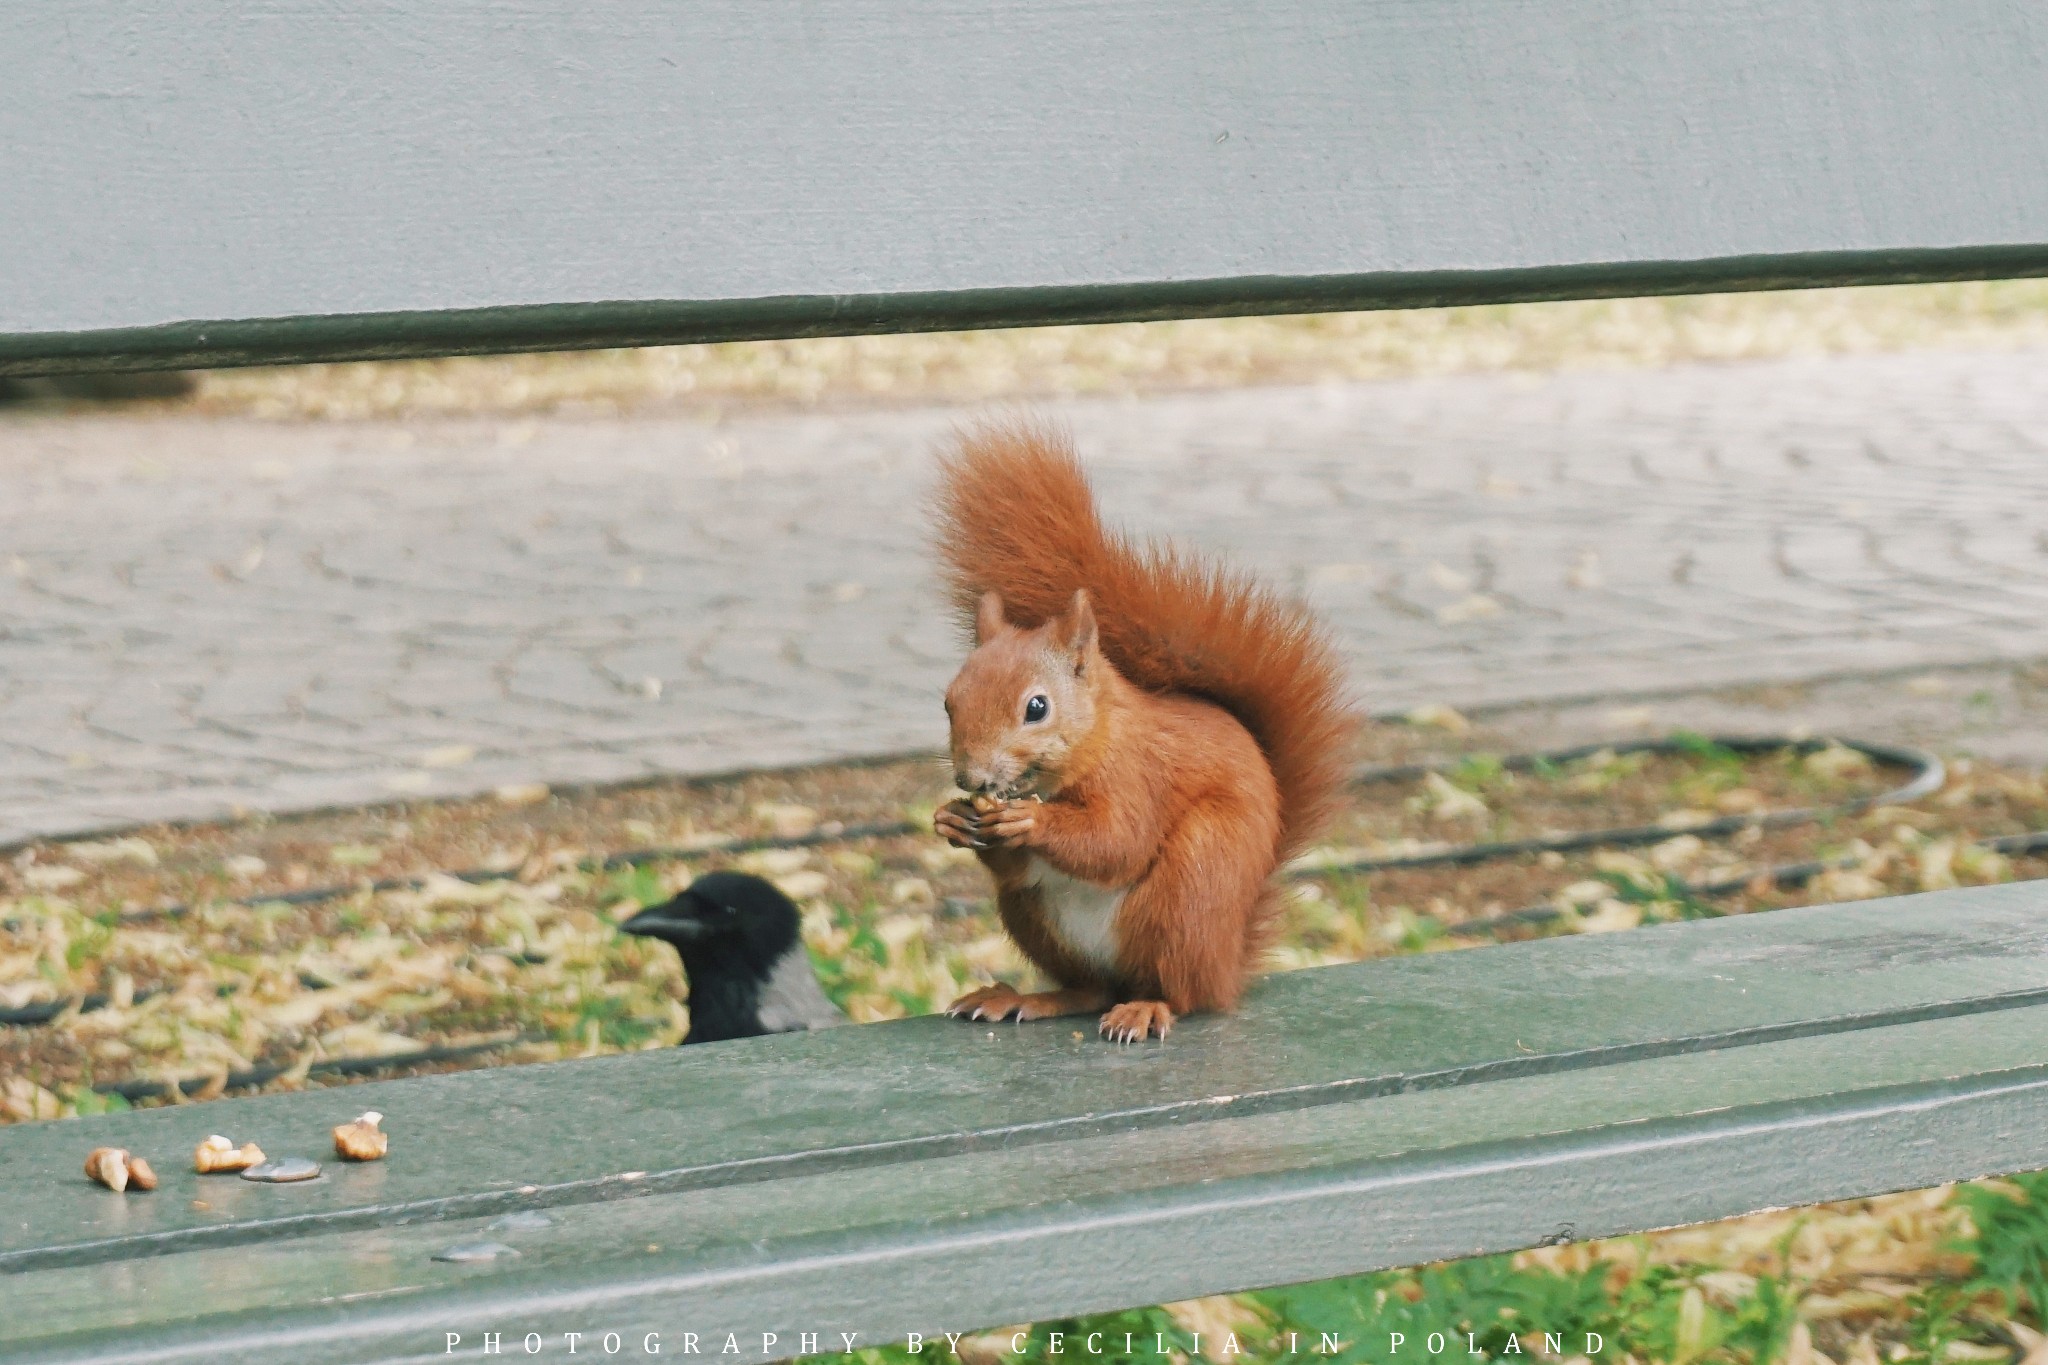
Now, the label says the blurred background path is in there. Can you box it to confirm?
[4,287,2047,845]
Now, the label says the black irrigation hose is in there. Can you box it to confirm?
[87,1032,539,1103]
[1306,736,1946,876]
[1985,830,2048,857]
[0,986,165,1028]
[100,818,928,928]
[1434,788,2048,940]
[1437,827,2048,940]
[82,737,1938,926]
[597,819,924,871]
[0,736,1961,1025]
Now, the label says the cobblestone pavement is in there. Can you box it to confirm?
[3,349,2046,845]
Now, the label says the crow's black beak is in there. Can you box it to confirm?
[619,896,705,943]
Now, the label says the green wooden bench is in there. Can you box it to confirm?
[5,4,2048,1360]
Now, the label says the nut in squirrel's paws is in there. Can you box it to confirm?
[977,797,1038,848]
[85,1147,156,1192]
[1100,1001,1174,1043]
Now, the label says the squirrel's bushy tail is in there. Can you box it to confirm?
[935,420,1357,859]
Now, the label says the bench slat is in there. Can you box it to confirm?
[5,884,2048,1358]
[11,1002,2048,1359]
[4,2,2047,373]
[5,881,2047,1270]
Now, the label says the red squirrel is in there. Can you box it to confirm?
[931,422,1356,1041]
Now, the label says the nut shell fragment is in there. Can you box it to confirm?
[85,1147,154,1192]
[969,793,1000,816]
[333,1110,388,1162]
[194,1134,266,1174]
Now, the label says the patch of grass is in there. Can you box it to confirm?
[1597,868,1723,923]
[561,989,670,1052]
[67,1089,129,1118]
[1956,1171,2048,1322]
[62,918,112,974]
[1446,754,1509,794]
[796,1176,2048,1365]
[603,863,668,911]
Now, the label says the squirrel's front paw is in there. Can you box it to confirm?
[933,799,985,849]
[979,798,1039,849]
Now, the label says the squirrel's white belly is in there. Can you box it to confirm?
[1025,857,1125,974]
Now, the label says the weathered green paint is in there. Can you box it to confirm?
[15,1011,2048,1352]
[5,3,2047,373]
[5,885,2048,1358]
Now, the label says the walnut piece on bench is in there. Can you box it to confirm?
[333,1111,389,1162]
[85,1147,156,1193]
[194,1134,266,1174]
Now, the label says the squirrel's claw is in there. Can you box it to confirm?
[1099,1001,1174,1043]
[933,800,986,850]
[947,984,1026,1021]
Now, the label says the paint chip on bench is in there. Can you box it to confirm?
[434,1241,520,1263]
[488,1211,554,1233]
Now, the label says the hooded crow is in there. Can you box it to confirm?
[619,871,846,1044]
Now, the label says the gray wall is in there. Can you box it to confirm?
[4,1,2047,368]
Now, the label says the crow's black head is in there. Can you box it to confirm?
[620,870,802,968]
[619,872,840,1044]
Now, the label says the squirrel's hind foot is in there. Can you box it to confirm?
[1099,1000,1174,1043]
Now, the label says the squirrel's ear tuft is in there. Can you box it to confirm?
[1062,589,1098,670]
[975,591,1009,644]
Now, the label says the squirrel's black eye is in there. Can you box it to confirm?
[1024,694,1049,723]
